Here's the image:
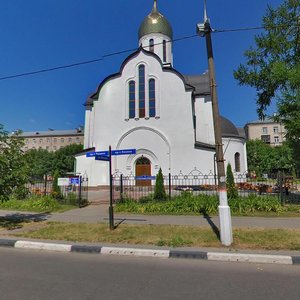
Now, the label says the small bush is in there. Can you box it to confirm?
[154,168,167,201]
[226,163,238,199]
[51,170,63,200]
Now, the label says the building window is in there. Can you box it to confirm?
[234,153,241,172]
[149,39,154,52]
[33,138,36,144]
[274,136,279,144]
[273,126,279,133]
[68,138,72,142]
[61,138,64,143]
[39,138,43,143]
[129,80,136,119]
[53,138,57,143]
[163,40,167,62]
[139,65,145,118]
[47,138,50,143]
[261,135,270,144]
[262,127,268,134]
[149,79,156,117]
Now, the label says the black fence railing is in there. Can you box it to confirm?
[26,175,88,207]
[112,172,300,203]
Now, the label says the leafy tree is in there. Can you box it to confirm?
[154,168,167,201]
[0,125,29,201]
[234,0,300,174]
[51,144,83,176]
[226,163,238,199]
[24,148,53,178]
[246,140,294,176]
[24,144,83,178]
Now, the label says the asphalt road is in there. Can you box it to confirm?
[1,248,300,300]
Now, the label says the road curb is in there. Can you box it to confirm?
[0,238,299,265]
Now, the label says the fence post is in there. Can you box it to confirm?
[43,174,48,196]
[78,176,82,207]
[168,173,171,200]
[120,174,123,202]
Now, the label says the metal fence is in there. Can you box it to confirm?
[112,172,300,203]
[26,175,89,207]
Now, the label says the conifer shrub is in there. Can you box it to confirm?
[154,168,167,201]
[226,163,238,199]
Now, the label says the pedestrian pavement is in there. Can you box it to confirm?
[1,204,300,266]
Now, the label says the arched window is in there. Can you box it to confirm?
[163,40,167,62]
[139,65,145,118]
[129,80,135,119]
[234,152,241,172]
[149,39,154,52]
[149,79,156,117]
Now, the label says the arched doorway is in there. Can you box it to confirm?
[135,157,151,186]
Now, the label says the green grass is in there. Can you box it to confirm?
[0,196,76,213]
[12,222,300,251]
[115,193,300,217]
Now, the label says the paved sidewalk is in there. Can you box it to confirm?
[1,204,300,229]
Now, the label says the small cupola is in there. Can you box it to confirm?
[138,0,173,66]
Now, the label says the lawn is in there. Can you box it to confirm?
[11,222,300,251]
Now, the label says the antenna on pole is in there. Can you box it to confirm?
[204,0,210,24]
[204,0,208,22]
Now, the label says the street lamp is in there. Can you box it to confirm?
[197,0,233,246]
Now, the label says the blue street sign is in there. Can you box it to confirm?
[135,175,156,180]
[70,177,80,185]
[86,151,109,157]
[111,149,136,156]
[95,155,110,161]
[86,149,136,157]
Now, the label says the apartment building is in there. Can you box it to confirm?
[15,128,84,152]
[244,119,286,146]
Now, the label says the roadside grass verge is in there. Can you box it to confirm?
[13,222,300,251]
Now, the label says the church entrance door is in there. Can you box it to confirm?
[135,157,151,186]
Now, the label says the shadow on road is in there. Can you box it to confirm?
[0,213,50,230]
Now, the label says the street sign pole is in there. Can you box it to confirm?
[108,145,114,230]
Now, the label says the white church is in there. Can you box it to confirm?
[75,0,247,187]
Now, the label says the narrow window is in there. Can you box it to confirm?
[163,40,167,62]
[234,153,241,172]
[129,80,135,119]
[139,65,145,118]
[149,39,154,52]
[149,79,156,117]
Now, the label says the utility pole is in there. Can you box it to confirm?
[197,0,233,246]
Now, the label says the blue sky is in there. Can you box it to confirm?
[0,0,283,132]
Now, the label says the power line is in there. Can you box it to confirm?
[0,24,290,82]
[0,58,104,81]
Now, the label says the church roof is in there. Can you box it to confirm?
[183,74,210,95]
[138,0,173,39]
[220,116,243,138]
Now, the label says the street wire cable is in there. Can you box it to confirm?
[0,24,294,82]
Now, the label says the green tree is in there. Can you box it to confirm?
[51,144,83,176]
[24,148,53,178]
[234,0,300,174]
[246,140,294,176]
[0,126,29,201]
[24,144,83,178]
[154,168,167,201]
[226,163,238,199]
